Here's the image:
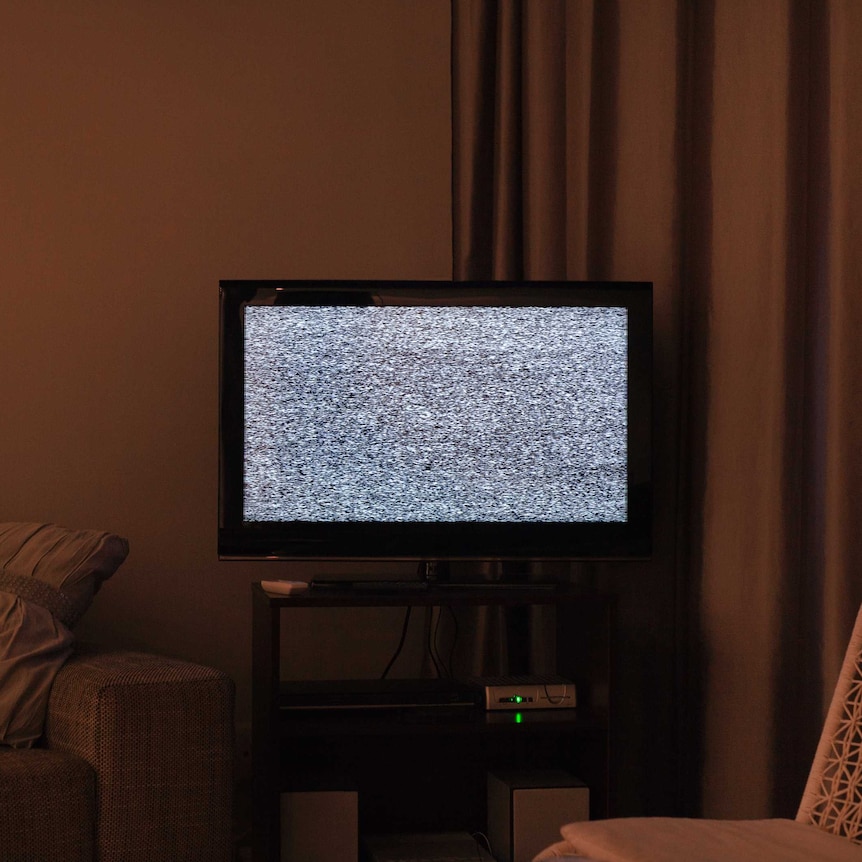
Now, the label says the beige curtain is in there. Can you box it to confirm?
[697,0,862,819]
[452,0,862,819]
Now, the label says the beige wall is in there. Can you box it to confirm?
[1,0,451,736]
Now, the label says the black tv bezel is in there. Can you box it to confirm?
[219,279,652,561]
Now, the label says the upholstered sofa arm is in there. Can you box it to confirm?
[44,644,235,862]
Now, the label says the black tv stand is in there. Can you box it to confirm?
[437,579,558,591]
[310,578,431,594]
[309,577,559,594]
[251,580,611,862]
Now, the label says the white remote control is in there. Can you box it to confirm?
[261,580,310,596]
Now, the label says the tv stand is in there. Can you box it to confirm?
[308,578,559,595]
[309,578,431,594]
[251,581,611,862]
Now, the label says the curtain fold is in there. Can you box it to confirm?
[452,0,568,281]
[452,0,862,819]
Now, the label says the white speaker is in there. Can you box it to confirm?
[280,787,358,862]
[487,769,589,862]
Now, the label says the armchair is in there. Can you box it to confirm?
[0,642,234,861]
[0,522,235,861]
[532,603,862,861]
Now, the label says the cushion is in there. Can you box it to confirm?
[532,817,862,862]
[0,522,129,748]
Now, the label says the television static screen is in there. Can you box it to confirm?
[242,305,628,524]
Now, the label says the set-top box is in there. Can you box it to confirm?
[477,675,576,711]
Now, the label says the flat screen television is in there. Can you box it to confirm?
[219,280,652,562]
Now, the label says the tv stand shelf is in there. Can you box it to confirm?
[251,581,612,862]
[264,581,568,607]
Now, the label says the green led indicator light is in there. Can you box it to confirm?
[514,712,523,723]
[513,695,524,704]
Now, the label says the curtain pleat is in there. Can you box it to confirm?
[452,0,568,281]
[452,0,862,819]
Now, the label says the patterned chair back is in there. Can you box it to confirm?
[797,605,862,842]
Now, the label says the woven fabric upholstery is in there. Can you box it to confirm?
[797,604,862,842]
[45,644,235,862]
[0,747,94,861]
